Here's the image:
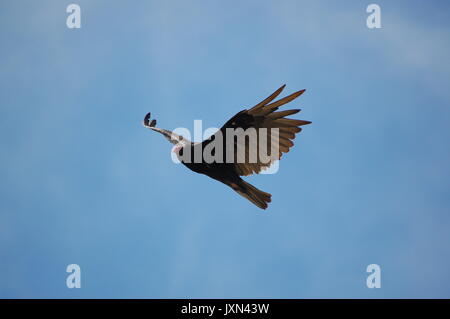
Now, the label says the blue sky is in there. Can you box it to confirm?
[1,0,450,298]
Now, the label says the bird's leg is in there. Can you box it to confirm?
[143,112,157,128]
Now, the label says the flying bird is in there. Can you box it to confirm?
[143,85,311,209]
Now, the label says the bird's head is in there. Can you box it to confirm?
[171,139,187,158]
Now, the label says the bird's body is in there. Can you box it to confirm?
[179,143,268,208]
[143,85,311,210]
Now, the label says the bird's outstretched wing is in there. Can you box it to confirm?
[203,85,311,176]
[143,112,189,145]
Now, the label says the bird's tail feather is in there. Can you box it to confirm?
[230,180,272,210]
